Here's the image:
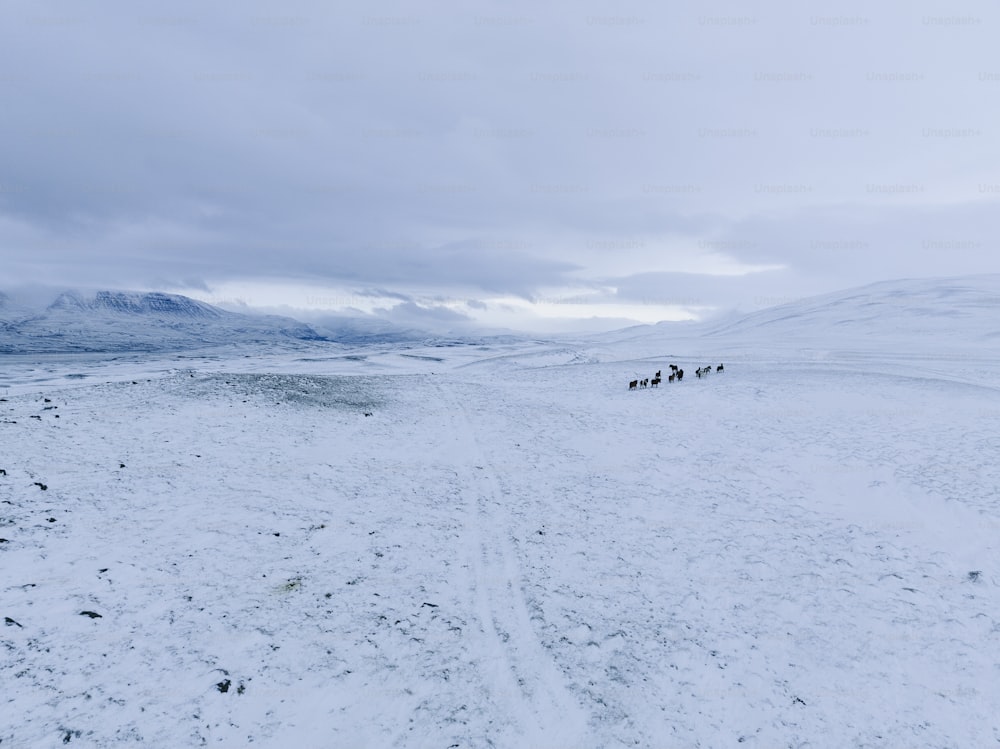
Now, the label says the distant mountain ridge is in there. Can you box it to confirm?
[4,275,999,355]
[0,289,329,353]
[47,290,223,318]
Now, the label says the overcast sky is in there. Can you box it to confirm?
[2,0,998,332]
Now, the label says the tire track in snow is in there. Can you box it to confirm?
[437,380,589,746]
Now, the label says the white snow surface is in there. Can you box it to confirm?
[2,277,1000,747]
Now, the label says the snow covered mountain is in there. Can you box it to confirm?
[0,290,329,353]
[46,290,224,318]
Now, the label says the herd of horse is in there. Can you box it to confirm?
[629,363,723,390]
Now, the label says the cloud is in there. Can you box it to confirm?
[374,300,473,326]
[1,0,999,331]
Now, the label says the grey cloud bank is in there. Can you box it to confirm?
[2,0,998,331]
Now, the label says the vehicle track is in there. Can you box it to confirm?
[437,380,588,746]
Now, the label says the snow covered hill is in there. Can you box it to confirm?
[702,274,1000,349]
[548,274,1000,389]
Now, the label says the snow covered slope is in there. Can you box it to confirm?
[546,274,1000,392]
[703,274,1000,350]
[1,276,998,747]
[0,290,329,354]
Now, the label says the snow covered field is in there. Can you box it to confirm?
[3,283,1000,747]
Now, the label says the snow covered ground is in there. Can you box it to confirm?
[2,280,1000,747]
